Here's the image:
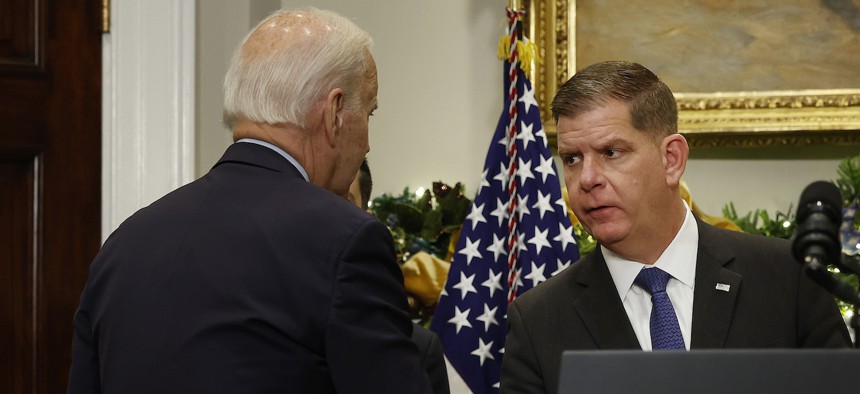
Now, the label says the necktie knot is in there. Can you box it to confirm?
[635,267,671,294]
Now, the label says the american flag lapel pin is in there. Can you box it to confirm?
[715,283,731,292]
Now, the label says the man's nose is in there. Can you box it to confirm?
[578,156,605,192]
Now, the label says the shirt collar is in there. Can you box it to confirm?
[604,200,699,300]
[236,138,309,182]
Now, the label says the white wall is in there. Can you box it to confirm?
[685,154,850,217]
[196,0,858,223]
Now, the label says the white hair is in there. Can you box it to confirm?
[222,8,373,130]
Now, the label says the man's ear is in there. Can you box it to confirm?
[323,88,344,146]
[662,133,689,187]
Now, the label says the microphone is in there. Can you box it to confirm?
[790,181,860,306]
[791,181,842,267]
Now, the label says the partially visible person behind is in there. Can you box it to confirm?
[500,61,851,394]
[347,158,451,394]
[68,8,430,394]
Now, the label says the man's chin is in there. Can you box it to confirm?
[587,226,626,248]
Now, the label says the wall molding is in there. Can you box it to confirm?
[102,0,196,240]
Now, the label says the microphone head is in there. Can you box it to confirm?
[791,181,843,265]
[796,181,842,223]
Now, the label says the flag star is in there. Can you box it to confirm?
[517,194,531,219]
[497,130,510,150]
[490,197,509,227]
[516,157,535,185]
[478,168,490,193]
[476,303,500,332]
[534,154,556,183]
[553,258,572,276]
[493,382,500,389]
[465,202,487,231]
[528,226,551,254]
[515,231,528,253]
[482,270,504,298]
[458,237,483,266]
[531,190,555,219]
[535,126,548,147]
[440,286,448,297]
[447,306,473,334]
[553,222,576,252]
[493,162,510,192]
[516,120,536,150]
[452,272,478,300]
[524,262,547,287]
[518,83,538,114]
[486,233,508,263]
[471,338,495,366]
[555,197,569,215]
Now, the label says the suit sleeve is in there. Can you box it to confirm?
[796,268,852,347]
[67,297,102,394]
[422,329,451,394]
[325,218,432,394]
[500,301,547,394]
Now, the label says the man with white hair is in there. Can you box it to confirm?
[68,8,431,393]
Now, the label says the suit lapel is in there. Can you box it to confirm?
[571,251,640,349]
[690,219,742,348]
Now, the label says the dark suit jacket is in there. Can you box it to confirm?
[501,218,851,394]
[68,142,431,394]
[412,323,450,394]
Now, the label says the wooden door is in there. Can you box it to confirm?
[0,0,102,392]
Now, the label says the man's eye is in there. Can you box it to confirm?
[563,155,581,165]
[605,149,619,158]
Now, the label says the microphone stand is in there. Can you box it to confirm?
[853,305,860,349]
[841,254,860,349]
[804,253,860,348]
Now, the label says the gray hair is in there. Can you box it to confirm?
[222,8,373,129]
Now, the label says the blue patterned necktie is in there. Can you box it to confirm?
[635,267,685,350]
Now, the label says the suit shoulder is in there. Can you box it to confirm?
[699,221,797,273]
[708,223,788,247]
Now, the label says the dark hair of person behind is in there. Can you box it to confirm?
[550,61,678,141]
[357,158,373,208]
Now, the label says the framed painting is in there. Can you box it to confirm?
[524,0,860,147]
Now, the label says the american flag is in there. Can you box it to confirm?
[429,8,579,393]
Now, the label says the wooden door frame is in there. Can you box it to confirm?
[102,0,196,239]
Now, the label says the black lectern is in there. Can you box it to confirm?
[558,349,860,394]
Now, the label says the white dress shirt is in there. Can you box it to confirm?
[604,202,698,350]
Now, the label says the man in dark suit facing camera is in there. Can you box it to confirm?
[68,7,430,394]
[500,61,851,394]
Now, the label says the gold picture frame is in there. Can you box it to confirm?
[524,0,860,148]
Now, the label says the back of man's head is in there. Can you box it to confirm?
[222,7,373,130]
